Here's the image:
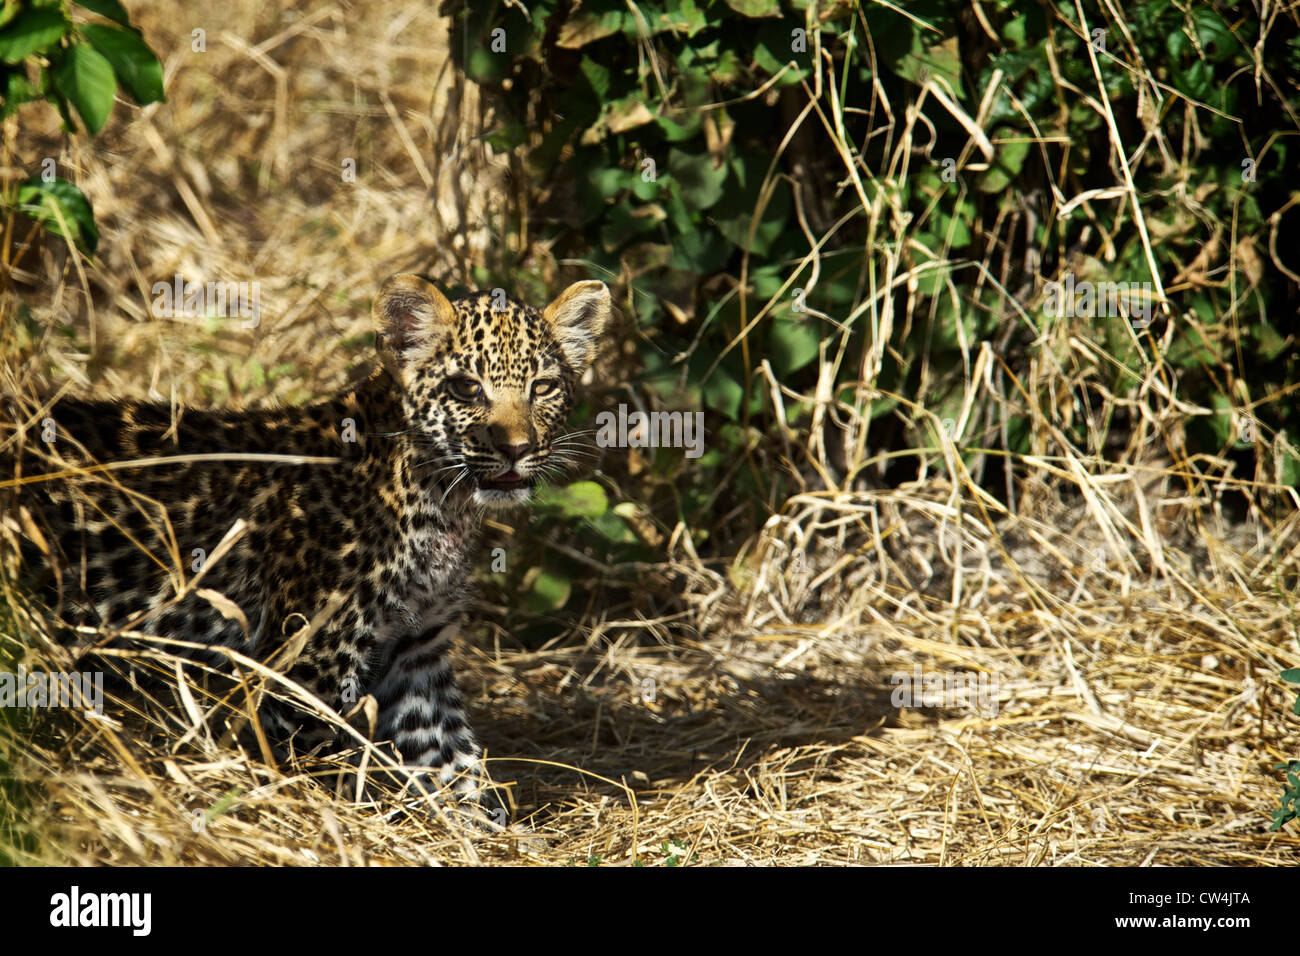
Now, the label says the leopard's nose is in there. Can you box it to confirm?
[496,441,533,463]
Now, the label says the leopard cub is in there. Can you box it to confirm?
[12,274,610,800]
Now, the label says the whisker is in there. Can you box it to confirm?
[439,466,471,508]
[414,459,463,474]
[550,448,597,462]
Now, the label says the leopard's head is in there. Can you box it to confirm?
[372,274,610,509]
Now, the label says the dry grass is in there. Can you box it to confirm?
[1,0,1299,866]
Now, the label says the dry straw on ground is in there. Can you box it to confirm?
[1,1,1298,865]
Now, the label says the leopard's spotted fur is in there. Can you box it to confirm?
[9,274,610,800]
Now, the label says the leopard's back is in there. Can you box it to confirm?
[17,396,367,653]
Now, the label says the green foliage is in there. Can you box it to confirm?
[14,174,97,254]
[0,0,163,132]
[0,0,165,257]
[445,0,1300,607]
[534,480,609,521]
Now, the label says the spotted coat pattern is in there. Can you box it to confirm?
[11,274,610,798]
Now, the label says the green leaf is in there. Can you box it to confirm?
[669,148,728,210]
[1164,319,1216,368]
[631,170,659,201]
[978,128,1031,193]
[534,480,608,519]
[556,8,623,49]
[1003,13,1028,48]
[590,508,636,544]
[769,316,821,375]
[668,223,732,273]
[466,46,505,83]
[724,0,782,17]
[590,167,627,201]
[1178,60,1212,101]
[15,176,98,256]
[712,164,791,255]
[0,7,69,64]
[711,47,743,84]
[1281,453,1300,488]
[74,0,132,27]
[662,188,695,234]
[677,62,713,108]
[749,264,785,300]
[579,55,610,99]
[52,41,116,133]
[526,569,572,612]
[1,66,41,115]
[754,39,783,71]
[1208,393,1232,448]
[1281,669,1300,683]
[656,113,699,142]
[605,94,654,135]
[79,24,163,104]
[1251,320,1286,361]
[601,203,659,251]
[889,30,964,99]
[1190,8,1238,63]
[703,365,744,421]
[652,0,707,37]
[930,201,973,249]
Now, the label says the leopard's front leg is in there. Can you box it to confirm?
[369,621,486,800]
[269,616,376,759]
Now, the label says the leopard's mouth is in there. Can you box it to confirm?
[477,470,535,492]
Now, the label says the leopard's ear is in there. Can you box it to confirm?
[372,274,458,372]
[542,280,610,373]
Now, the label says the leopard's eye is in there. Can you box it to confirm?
[448,376,483,402]
[531,378,560,399]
